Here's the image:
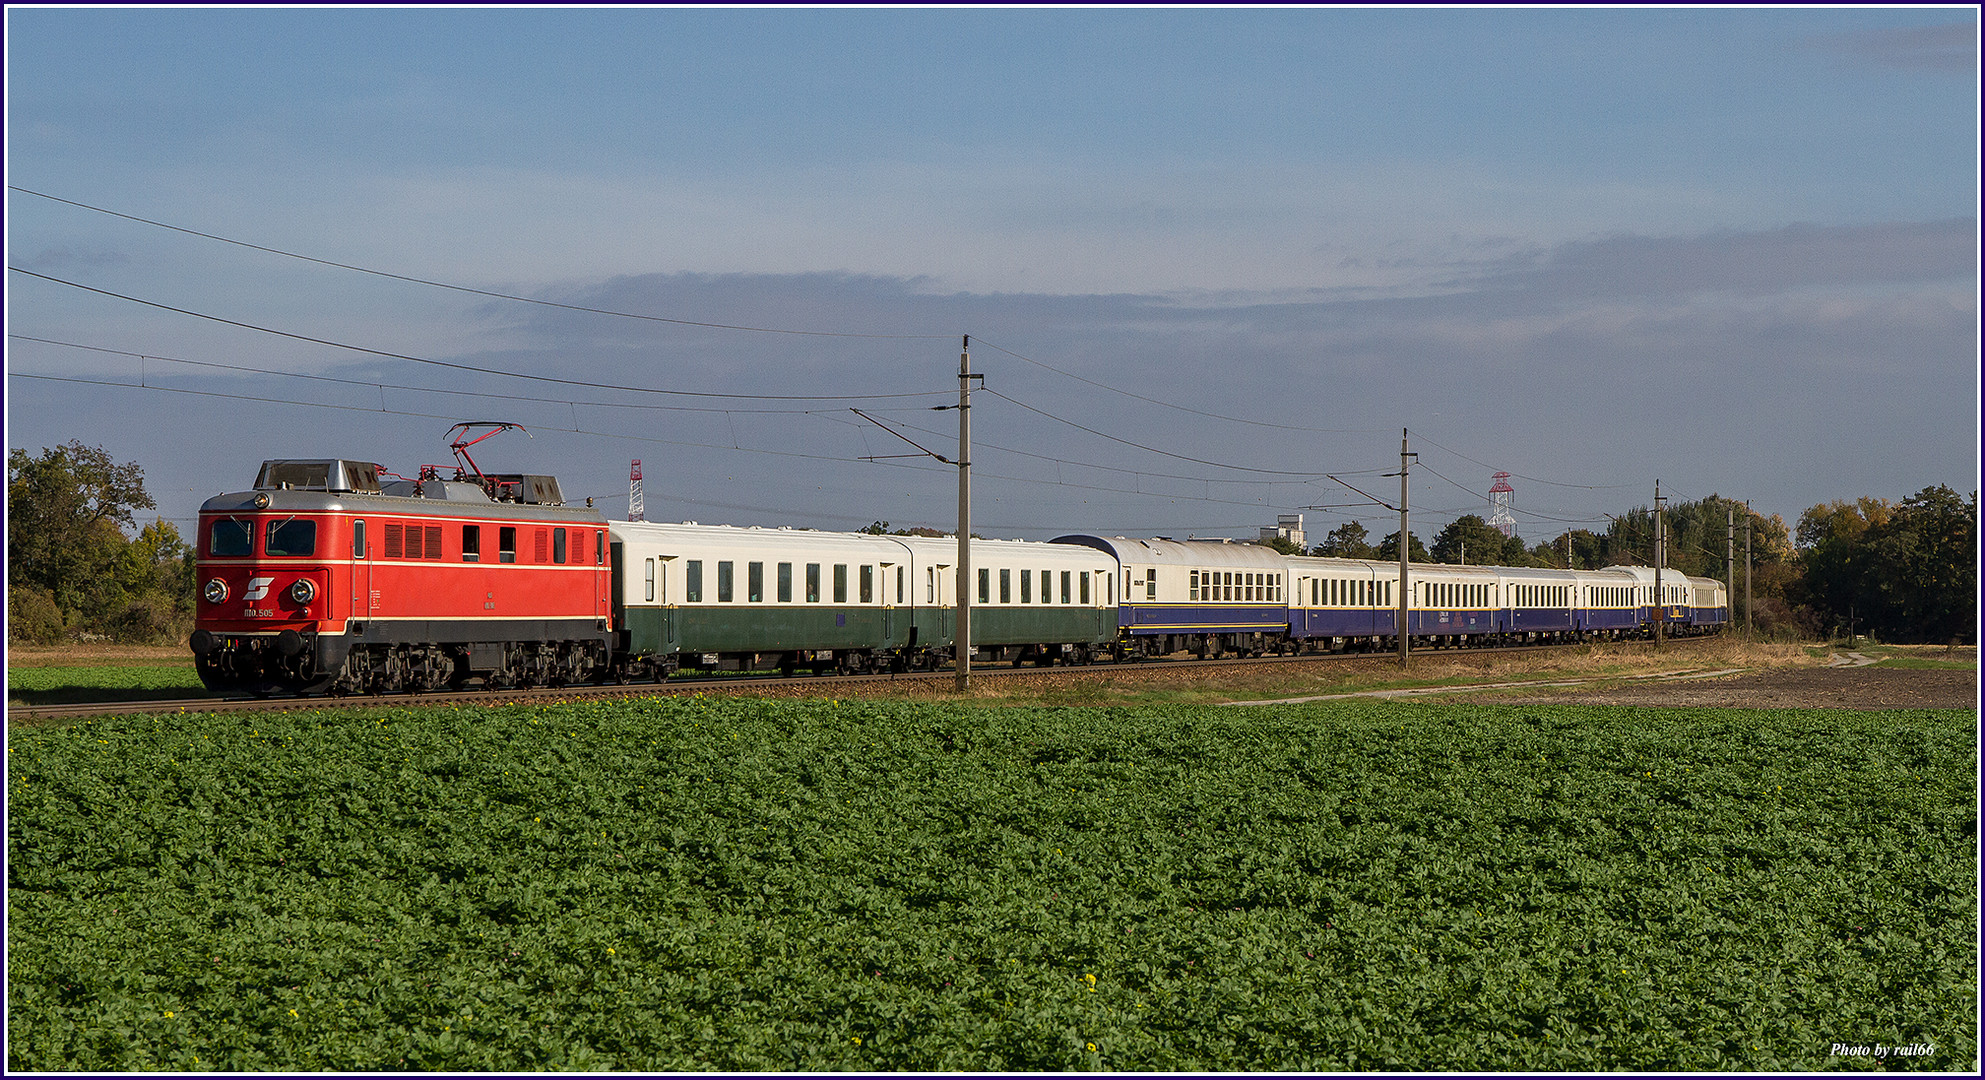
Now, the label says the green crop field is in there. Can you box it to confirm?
[7,697,1976,1071]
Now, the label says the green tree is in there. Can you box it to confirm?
[1375,531,1428,563]
[7,442,156,623]
[1311,521,1376,559]
[1257,535,1305,556]
[1432,515,1514,565]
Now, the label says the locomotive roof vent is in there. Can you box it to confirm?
[380,480,493,502]
[254,459,382,494]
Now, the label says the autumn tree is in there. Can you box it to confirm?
[6,441,190,643]
[1796,486,1977,643]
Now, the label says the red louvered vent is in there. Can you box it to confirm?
[384,522,404,559]
[535,529,549,562]
[425,526,443,560]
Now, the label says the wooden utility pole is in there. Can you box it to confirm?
[956,336,975,692]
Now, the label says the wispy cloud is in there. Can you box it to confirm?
[1806,21,1977,73]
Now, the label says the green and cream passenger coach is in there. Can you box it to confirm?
[608,522,1118,677]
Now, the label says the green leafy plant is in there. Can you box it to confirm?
[8,699,1975,1071]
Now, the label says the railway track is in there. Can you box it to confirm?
[5,638,1706,723]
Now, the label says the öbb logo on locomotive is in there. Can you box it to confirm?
[190,446,1728,697]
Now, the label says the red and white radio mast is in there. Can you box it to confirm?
[1489,472,1516,537]
[628,459,645,522]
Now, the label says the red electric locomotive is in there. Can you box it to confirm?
[190,425,612,695]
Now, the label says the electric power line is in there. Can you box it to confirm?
[9,266,953,404]
[10,185,950,341]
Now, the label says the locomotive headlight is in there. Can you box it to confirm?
[288,579,317,604]
[204,578,228,604]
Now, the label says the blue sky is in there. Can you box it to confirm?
[6,6,1977,553]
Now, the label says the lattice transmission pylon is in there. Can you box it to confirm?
[1488,472,1516,538]
[629,459,645,522]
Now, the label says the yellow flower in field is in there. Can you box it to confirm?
[288,1009,298,1018]
[1084,973,1097,992]
[850,1037,862,1047]
[607,948,616,955]
[1087,1042,1098,1052]
[163,1011,175,1018]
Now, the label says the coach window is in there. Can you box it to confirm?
[685,560,704,603]
[1000,568,1012,604]
[928,568,937,604]
[644,559,656,602]
[1043,569,1053,603]
[860,564,874,604]
[979,568,990,604]
[779,562,794,603]
[1020,569,1031,604]
[461,525,481,562]
[896,566,905,605]
[806,563,821,603]
[1080,571,1090,605]
[717,561,734,603]
[1147,573,1158,601]
[499,527,517,563]
[834,565,849,603]
[1189,570,1199,601]
[351,520,367,559]
[265,519,316,557]
[1061,570,1072,604]
[748,562,764,603]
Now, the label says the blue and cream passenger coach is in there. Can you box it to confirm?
[1051,535,1292,658]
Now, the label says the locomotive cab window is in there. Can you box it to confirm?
[210,518,254,557]
[265,519,316,557]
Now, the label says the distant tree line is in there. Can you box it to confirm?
[6,443,1976,646]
